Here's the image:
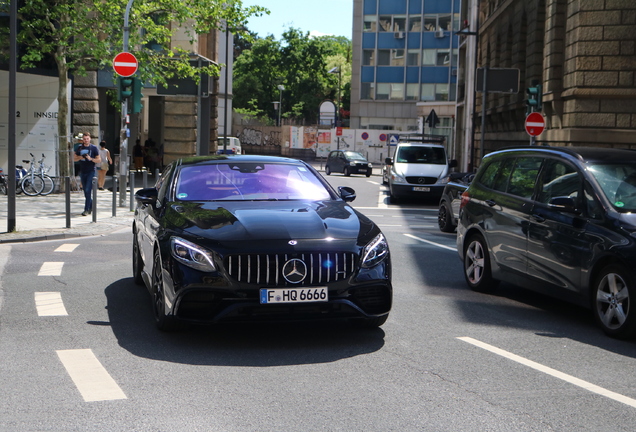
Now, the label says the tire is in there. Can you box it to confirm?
[40,175,55,196]
[344,167,350,177]
[365,171,371,177]
[325,165,331,175]
[151,249,177,331]
[592,264,636,339]
[389,193,400,204]
[438,202,455,233]
[21,175,44,196]
[132,230,144,286]
[463,234,498,292]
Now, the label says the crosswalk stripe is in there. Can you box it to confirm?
[56,349,127,402]
[34,292,68,316]
[55,244,79,253]
[38,262,64,276]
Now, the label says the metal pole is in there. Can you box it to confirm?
[119,0,134,207]
[278,88,282,127]
[65,177,71,228]
[92,176,97,222]
[223,24,230,152]
[479,66,488,162]
[129,170,135,212]
[7,0,17,232]
[112,176,117,217]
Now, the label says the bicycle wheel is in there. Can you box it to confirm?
[21,175,45,196]
[40,175,55,196]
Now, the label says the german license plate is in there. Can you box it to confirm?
[413,186,430,192]
[260,287,328,304]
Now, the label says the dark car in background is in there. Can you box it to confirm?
[133,155,392,331]
[438,172,474,233]
[325,150,373,177]
[457,146,636,339]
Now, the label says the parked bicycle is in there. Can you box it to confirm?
[36,153,55,196]
[19,154,45,196]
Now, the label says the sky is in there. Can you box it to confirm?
[245,0,354,40]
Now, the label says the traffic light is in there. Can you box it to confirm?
[525,83,542,114]
[117,77,133,102]
[130,77,143,114]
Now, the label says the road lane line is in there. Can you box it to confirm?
[56,349,127,402]
[55,244,79,253]
[38,262,64,276]
[378,191,388,208]
[404,233,456,251]
[34,292,68,316]
[458,336,636,409]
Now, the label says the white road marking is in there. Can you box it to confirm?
[55,244,79,253]
[377,191,388,208]
[458,337,636,409]
[38,262,64,276]
[404,233,456,251]
[56,349,127,402]
[34,292,68,316]
[367,180,381,185]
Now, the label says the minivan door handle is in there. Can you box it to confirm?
[485,199,496,207]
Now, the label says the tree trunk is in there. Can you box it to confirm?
[55,47,71,192]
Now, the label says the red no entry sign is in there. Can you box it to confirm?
[525,112,545,137]
[113,52,138,77]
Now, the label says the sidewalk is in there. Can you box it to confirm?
[0,176,139,244]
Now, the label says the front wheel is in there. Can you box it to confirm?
[132,230,144,286]
[325,165,331,175]
[21,175,44,196]
[40,175,55,196]
[463,234,498,292]
[365,171,371,177]
[438,202,455,233]
[592,264,636,339]
[151,250,177,331]
[344,167,350,177]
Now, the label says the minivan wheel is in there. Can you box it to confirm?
[438,202,455,233]
[463,234,498,292]
[592,264,636,339]
[344,167,350,176]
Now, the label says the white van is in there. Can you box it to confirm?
[384,141,457,203]
[217,137,243,155]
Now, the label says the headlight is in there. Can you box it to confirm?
[391,172,407,184]
[350,161,357,166]
[170,237,216,272]
[361,233,389,268]
[368,163,373,167]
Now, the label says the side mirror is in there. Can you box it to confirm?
[449,159,458,168]
[548,196,580,214]
[338,186,356,202]
[384,157,393,165]
[135,187,158,206]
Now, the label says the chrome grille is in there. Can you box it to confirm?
[405,176,437,185]
[225,252,357,286]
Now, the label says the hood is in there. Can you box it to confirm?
[162,200,362,242]
[393,161,448,179]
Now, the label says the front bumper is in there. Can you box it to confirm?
[390,183,445,199]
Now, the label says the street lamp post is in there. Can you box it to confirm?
[277,85,285,127]
[328,67,341,127]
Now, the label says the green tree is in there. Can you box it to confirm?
[13,0,266,179]
[233,27,352,126]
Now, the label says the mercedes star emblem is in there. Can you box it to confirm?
[282,258,307,284]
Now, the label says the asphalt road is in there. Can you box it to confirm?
[2,173,636,431]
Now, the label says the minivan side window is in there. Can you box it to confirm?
[536,160,580,205]
[506,157,542,198]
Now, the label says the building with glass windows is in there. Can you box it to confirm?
[350,0,460,134]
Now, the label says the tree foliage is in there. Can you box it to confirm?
[233,27,351,125]
[10,0,267,178]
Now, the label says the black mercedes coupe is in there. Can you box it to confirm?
[132,155,392,331]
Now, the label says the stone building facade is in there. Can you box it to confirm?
[467,0,636,168]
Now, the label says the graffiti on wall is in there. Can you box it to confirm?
[238,128,263,145]
[263,131,281,146]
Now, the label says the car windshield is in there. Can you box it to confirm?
[175,162,332,201]
[588,163,636,211]
[396,147,446,164]
[344,151,366,161]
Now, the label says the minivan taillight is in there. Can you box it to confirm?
[460,190,471,209]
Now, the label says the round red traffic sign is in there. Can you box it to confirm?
[525,112,545,137]
[113,52,138,77]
